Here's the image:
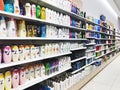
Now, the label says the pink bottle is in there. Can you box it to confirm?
[3,46,12,63]
[19,67,26,85]
[12,69,19,88]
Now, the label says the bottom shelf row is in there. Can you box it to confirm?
[0,50,117,90]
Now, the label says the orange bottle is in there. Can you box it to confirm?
[0,0,4,11]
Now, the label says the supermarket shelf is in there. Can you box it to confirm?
[0,11,86,32]
[96,49,106,52]
[96,43,115,46]
[72,61,96,74]
[30,0,86,21]
[68,52,120,90]
[86,49,96,52]
[0,52,72,69]
[0,37,87,41]
[30,0,109,29]
[72,66,86,74]
[12,67,71,90]
[86,43,96,46]
[96,44,104,46]
[95,38,109,40]
[95,49,116,59]
[71,56,86,63]
[87,56,95,59]
[86,61,96,67]
[86,37,96,39]
[70,47,87,51]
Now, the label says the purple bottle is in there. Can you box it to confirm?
[19,0,24,15]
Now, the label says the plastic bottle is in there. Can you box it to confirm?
[19,0,24,15]
[0,0,4,11]
[18,20,26,37]
[36,5,41,18]
[25,3,31,17]
[0,16,7,37]
[0,73,4,90]
[3,46,12,63]
[31,4,36,18]
[7,18,17,37]
[5,71,11,90]
[14,0,20,14]
[4,0,14,13]
[40,24,46,37]
[41,7,46,20]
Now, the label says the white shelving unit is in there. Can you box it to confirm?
[71,56,86,63]
[70,47,87,51]
[0,52,72,69]
[0,0,117,89]
[12,67,71,90]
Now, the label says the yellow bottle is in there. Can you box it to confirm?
[5,71,11,90]
[18,20,26,37]
[41,7,46,20]
[26,25,32,37]
[0,73,4,90]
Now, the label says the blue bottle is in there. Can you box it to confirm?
[40,24,46,37]
[4,0,14,13]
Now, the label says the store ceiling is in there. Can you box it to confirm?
[113,0,120,11]
[108,0,120,16]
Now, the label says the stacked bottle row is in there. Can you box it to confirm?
[0,17,86,39]
[27,64,97,90]
[0,42,70,64]
[0,56,71,90]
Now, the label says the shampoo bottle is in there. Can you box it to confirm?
[14,0,20,14]
[0,0,4,11]
[18,20,26,37]
[5,71,11,90]
[19,67,26,85]
[4,0,14,13]
[40,24,46,37]
[12,69,19,88]
[3,46,12,63]
[0,16,7,37]
[36,5,41,18]
[30,45,35,59]
[25,3,31,17]
[0,73,4,90]
[24,45,30,59]
[11,45,19,62]
[31,4,36,18]
[19,0,24,15]
[7,18,17,37]
[18,45,25,60]
[25,67,30,81]
[41,7,46,20]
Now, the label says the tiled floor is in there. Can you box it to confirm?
[81,55,120,90]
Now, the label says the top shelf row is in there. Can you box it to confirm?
[30,0,114,31]
[0,0,115,32]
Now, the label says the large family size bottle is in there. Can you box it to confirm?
[0,0,4,11]
[4,0,14,13]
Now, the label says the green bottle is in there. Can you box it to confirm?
[36,5,41,18]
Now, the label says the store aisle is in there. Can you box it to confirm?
[81,55,120,90]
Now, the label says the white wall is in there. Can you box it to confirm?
[82,0,119,30]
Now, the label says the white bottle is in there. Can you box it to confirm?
[25,3,31,17]
[0,17,7,37]
[7,18,17,37]
[14,0,20,14]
